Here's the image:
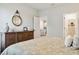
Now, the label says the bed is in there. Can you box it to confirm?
[1,36,79,55]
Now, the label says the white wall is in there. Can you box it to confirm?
[0,3,38,32]
[39,3,79,37]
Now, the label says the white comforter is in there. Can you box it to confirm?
[1,36,79,55]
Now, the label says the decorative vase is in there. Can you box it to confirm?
[5,23,9,32]
[23,27,28,31]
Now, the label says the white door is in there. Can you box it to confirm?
[0,33,1,53]
[34,16,40,38]
[64,13,78,38]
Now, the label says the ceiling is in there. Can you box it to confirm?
[1,3,78,11]
[26,3,79,11]
[26,3,54,11]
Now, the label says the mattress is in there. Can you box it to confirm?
[1,36,79,55]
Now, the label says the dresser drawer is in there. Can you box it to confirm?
[17,32,23,42]
[28,35,34,39]
[5,39,16,47]
[28,31,34,36]
[5,33,17,48]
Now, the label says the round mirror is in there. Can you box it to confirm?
[12,10,22,26]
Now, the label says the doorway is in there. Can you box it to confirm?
[64,13,78,39]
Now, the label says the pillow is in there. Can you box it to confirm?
[73,36,79,49]
[65,35,73,47]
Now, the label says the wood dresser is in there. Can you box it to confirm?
[5,31,34,48]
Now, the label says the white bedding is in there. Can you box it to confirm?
[1,36,79,55]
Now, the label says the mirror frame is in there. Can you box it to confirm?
[12,15,22,26]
